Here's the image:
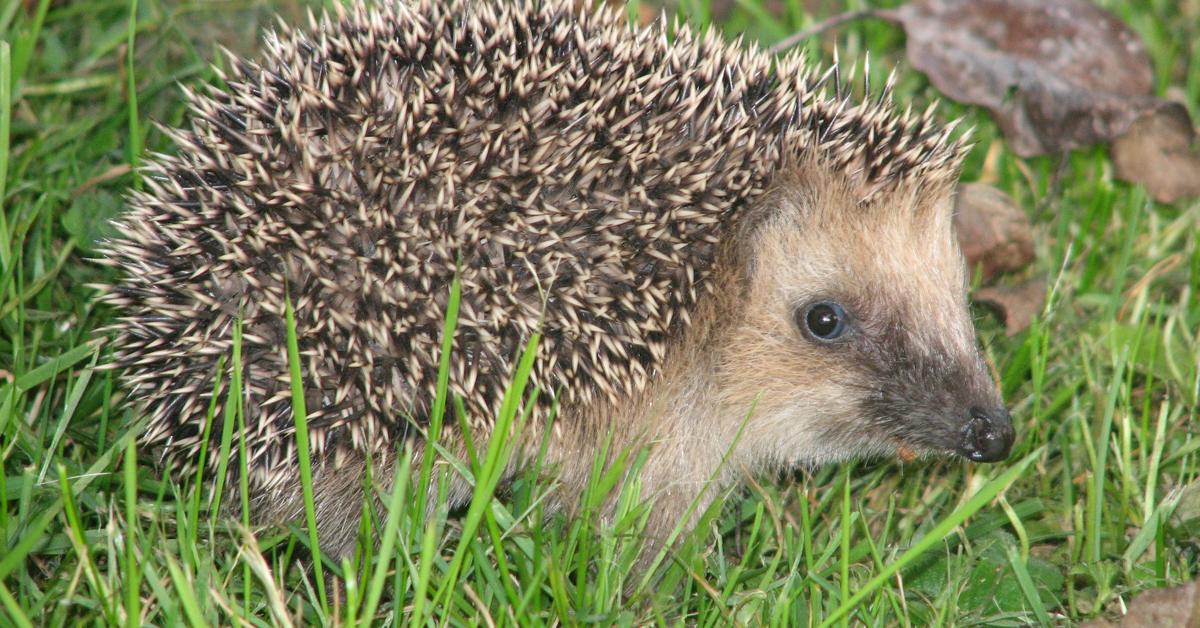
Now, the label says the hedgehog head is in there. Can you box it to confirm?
[714,150,1013,469]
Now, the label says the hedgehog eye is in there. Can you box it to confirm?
[797,301,849,341]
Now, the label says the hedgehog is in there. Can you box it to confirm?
[99,0,1016,560]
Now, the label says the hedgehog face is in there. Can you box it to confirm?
[718,179,1014,469]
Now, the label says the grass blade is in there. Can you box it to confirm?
[819,449,1041,627]
[283,291,328,614]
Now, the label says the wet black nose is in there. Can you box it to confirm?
[958,407,1015,462]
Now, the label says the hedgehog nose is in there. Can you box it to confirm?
[958,407,1015,463]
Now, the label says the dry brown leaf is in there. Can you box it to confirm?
[953,183,1034,283]
[1112,102,1200,204]
[771,1,1200,201]
[975,277,1045,336]
[881,0,1158,157]
[1081,578,1200,628]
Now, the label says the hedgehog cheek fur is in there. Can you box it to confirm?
[707,174,1011,472]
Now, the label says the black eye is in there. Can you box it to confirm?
[799,302,849,341]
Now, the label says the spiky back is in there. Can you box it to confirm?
[101,0,963,488]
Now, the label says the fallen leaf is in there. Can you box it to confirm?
[1081,578,1200,628]
[975,277,1045,336]
[953,182,1035,283]
[771,2,1200,201]
[881,0,1158,157]
[1111,102,1200,204]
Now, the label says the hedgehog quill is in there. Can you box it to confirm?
[100,0,1015,560]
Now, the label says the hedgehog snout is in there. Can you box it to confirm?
[956,406,1014,462]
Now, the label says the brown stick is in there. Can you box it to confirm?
[767,9,885,55]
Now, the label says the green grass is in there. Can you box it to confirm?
[3,0,1199,625]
